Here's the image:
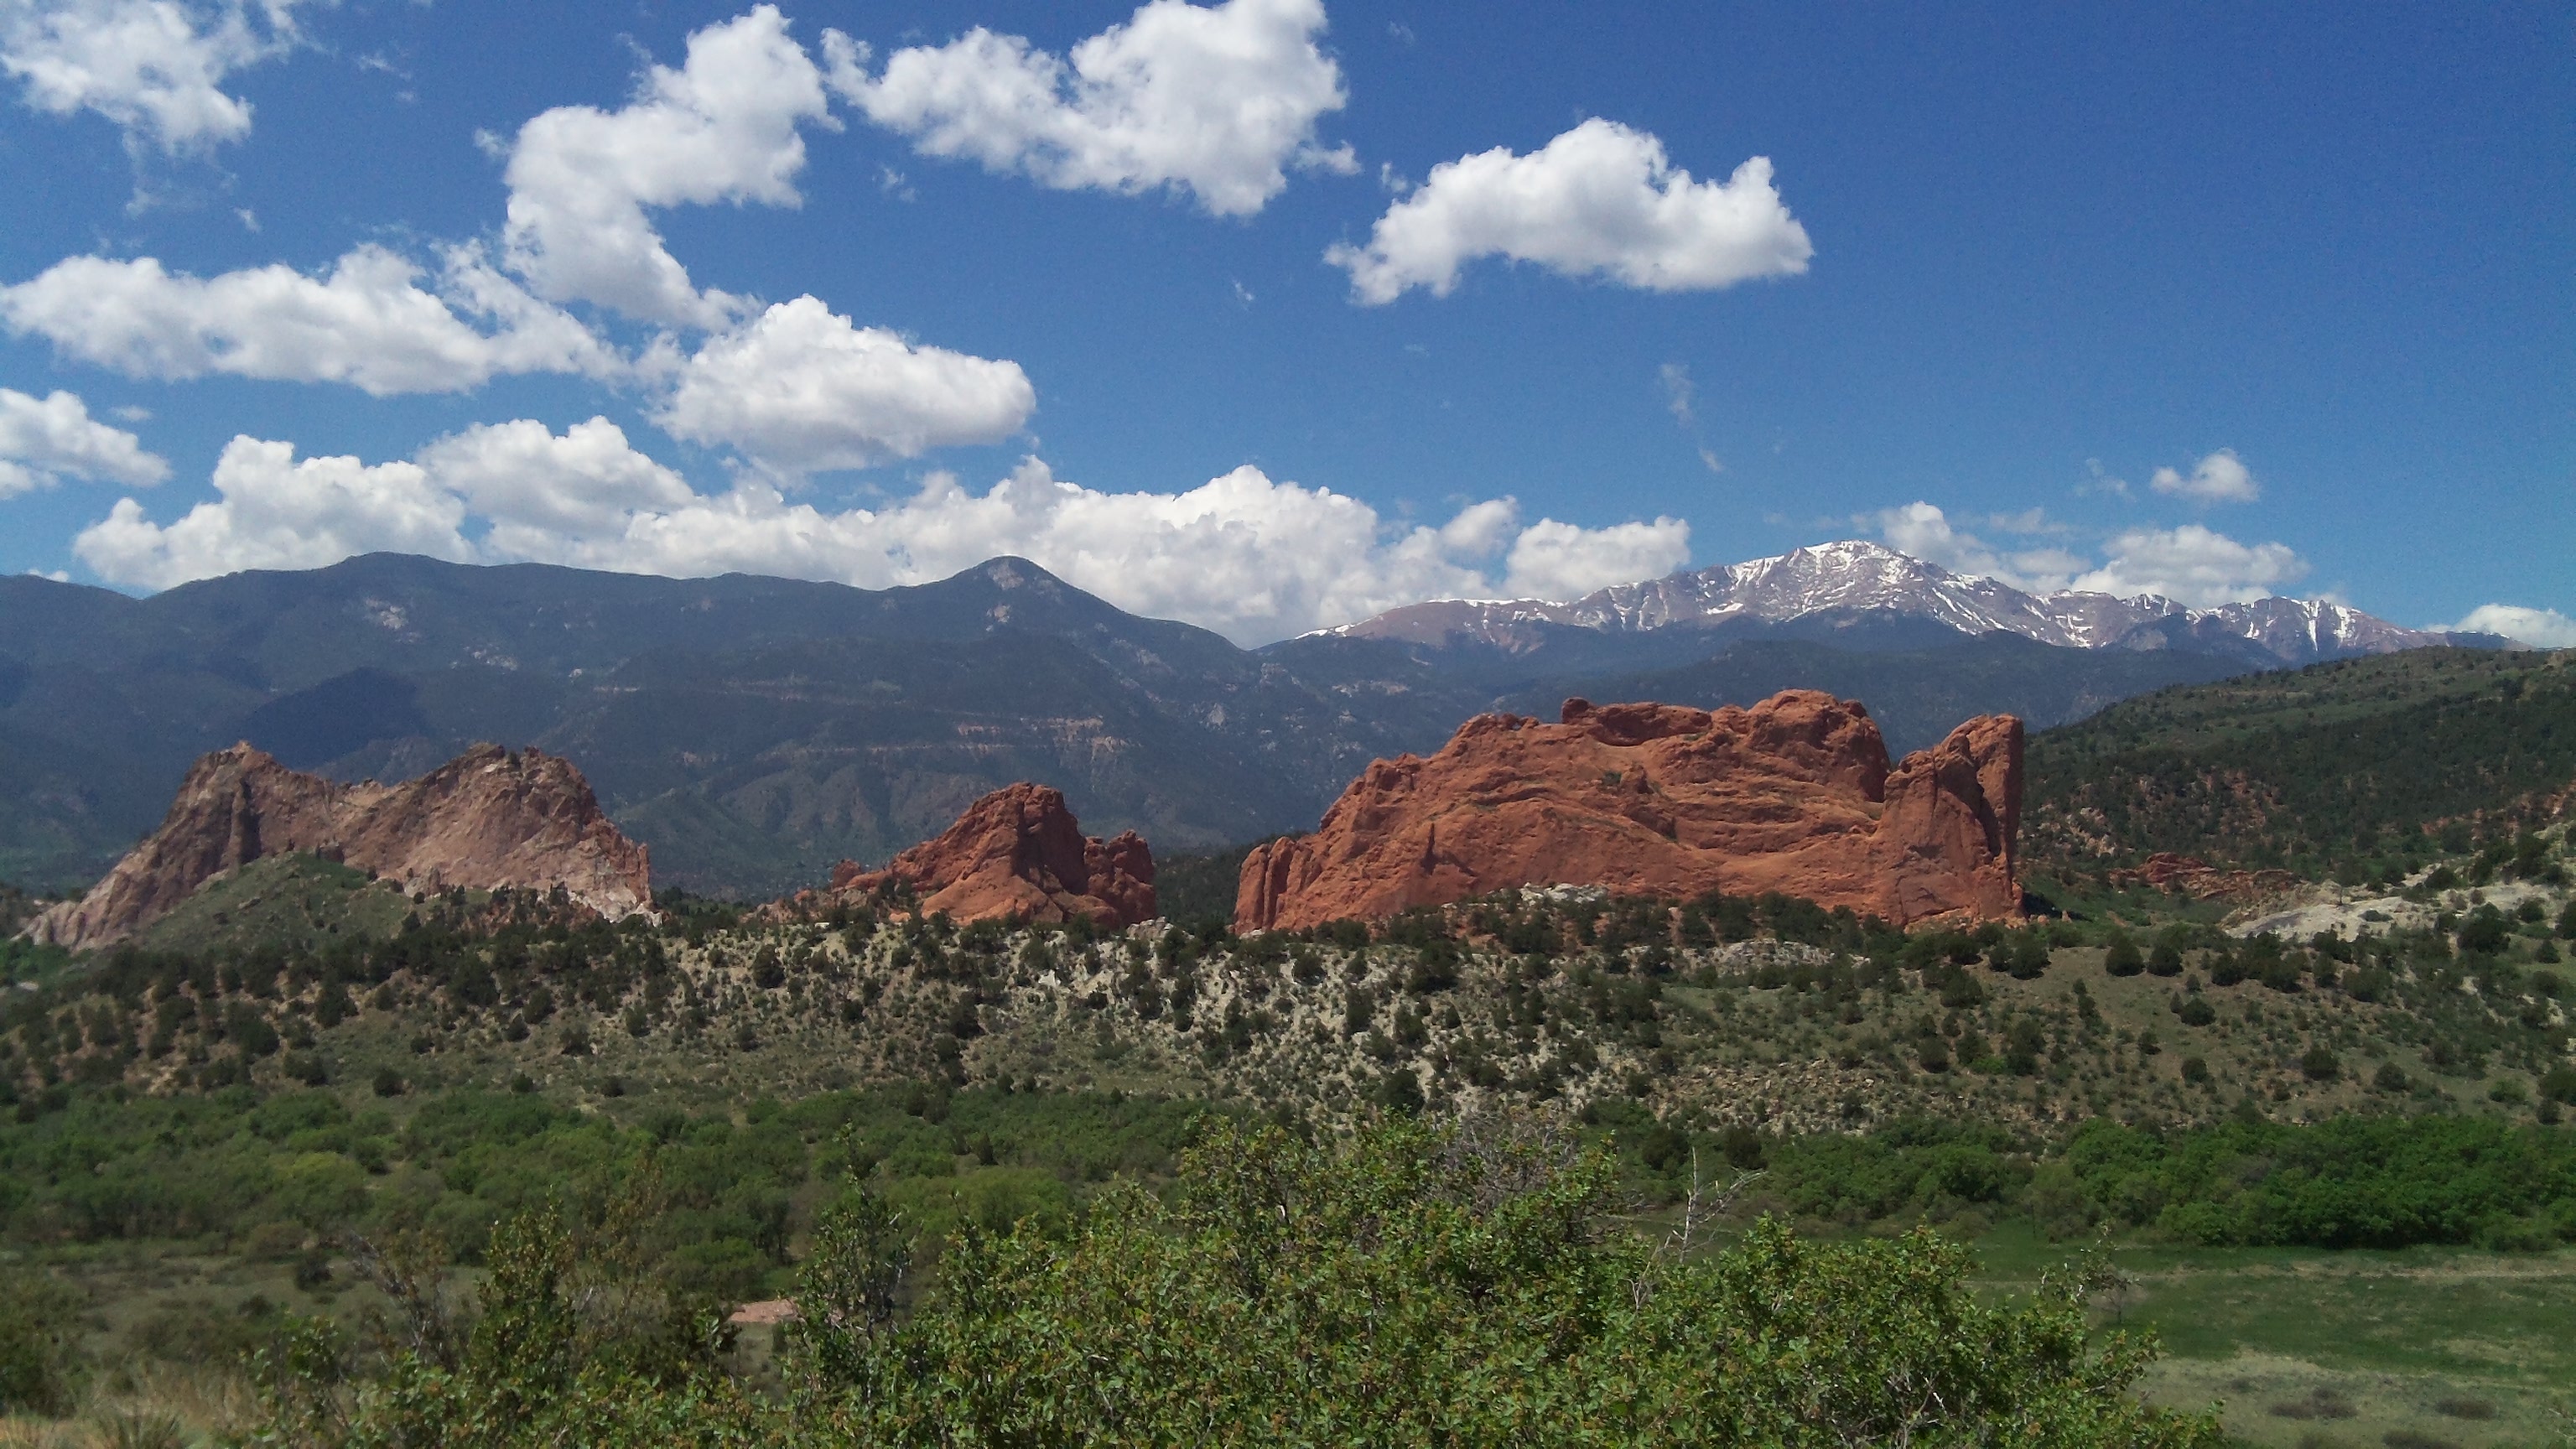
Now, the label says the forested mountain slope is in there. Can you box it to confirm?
[2025,647,2576,880]
[0,557,1379,894]
[1,555,2273,897]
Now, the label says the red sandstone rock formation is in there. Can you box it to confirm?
[1236,692,2021,932]
[28,742,652,950]
[817,783,1155,928]
[2107,852,2298,904]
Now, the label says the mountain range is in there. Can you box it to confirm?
[1328,539,2480,666]
[0,543,2508,896]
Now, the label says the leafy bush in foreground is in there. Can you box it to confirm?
[257,1119,2217,1448]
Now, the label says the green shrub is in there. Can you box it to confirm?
[2104,931,2145,977]
[2065,1115,2576,1249]
[2457,906,2512,956]
[1937,969,1987,1009]
[0,1270,80,1415]
[278,1119,2218,1447]
[1988,930,2051,980]
[2146,937,2184,977]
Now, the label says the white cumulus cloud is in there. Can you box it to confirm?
[73,422,1689,644]
[842,0,1354,217]
[0,386,169,496]
[1327,118,1812,304]
[504,458,1685,643]
[2148,448,2259,504]
[1871,501,2307,608]
[2070,524,2307,607]
[413,417,695,558]
[1504,517,1691,602]
[75,435,470,588]
[501,4,849,326]
[0,244,617,395]
[2445,604,2576,649]
[1431,496,1519,559]
[1867,501,2085,593]
[654,295,1036,475]
[7,6,1046,480]
[0,0,309,154]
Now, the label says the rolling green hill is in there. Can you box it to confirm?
[125,854,419,958]
[2024,647,2576,881]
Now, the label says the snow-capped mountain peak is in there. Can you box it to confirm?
[1323,540,2459,667]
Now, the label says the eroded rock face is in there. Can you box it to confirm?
[1236,691,2020,932]
[28,742,652,950]
[2107,852,2298,904]
[820,782,1155,928]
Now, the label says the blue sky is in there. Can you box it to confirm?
[1,0,2568,645]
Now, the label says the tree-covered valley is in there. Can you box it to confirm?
[4,807,2575,1443]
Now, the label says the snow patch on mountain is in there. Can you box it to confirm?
[1322,540,2461,666]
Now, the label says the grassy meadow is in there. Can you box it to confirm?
[1976,1232,2576,1448]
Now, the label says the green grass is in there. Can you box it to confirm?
[1970,1230,2576,1448]
[131,853,418,957]
[2121,1249,2576,1383]
[0,936,74,992]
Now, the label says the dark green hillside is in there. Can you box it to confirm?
[127,854,418,957]
[0,718,186,889]
[0,880,39,937]
[552,632,1333,893]
[0,556,1395,895]
[1149,841,1267,928]
[2025,647,2576,880]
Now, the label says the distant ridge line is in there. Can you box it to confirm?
[1321,539,2496,667]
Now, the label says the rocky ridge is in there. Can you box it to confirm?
[26,742,652,950]
[803,782,1156,929]
[2107,853,2303,905]
[1326,540,2470,665]
[1237,691,2021,932]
